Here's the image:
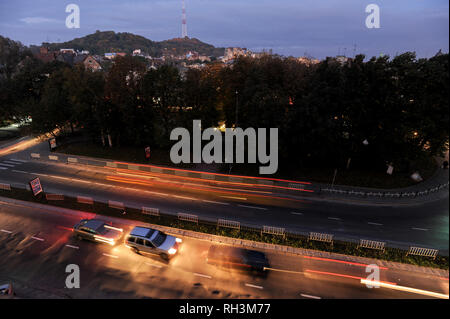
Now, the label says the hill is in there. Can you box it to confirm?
[37,30,225,57]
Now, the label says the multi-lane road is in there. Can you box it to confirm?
[0,138,448,298]
[0,199,448,299]
[0,149,448,254]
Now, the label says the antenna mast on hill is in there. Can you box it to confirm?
[181,0,188,38]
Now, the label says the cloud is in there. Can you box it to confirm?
[20,17,60,24]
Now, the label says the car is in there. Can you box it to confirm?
[206,245,270,276]
[125,226,182,261]
[73,219,123,246]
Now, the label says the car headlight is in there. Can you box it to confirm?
[175,238,182,243]
[168,248,177,255]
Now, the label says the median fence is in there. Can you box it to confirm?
[321,181,449,199]
[1,180,448,270]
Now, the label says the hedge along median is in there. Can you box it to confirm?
[0,186,448,270]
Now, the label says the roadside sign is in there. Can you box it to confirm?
[49,138,57,150]
[29,178,43,196]
[145,146,151,159]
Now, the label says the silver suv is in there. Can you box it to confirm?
[125,226,182,260]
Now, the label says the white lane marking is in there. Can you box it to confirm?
[238,204,267,210]
[221,196,247,201]
[30,172,48,177]
[12,170,28,174]
[202,199,229,205]
[3,161,19,165]
[412,227,429,231]
[0,163,14,167]
[328,217,342,221]
[193,273,212,279]
[8,158,27,163]
[368,222,383,226]
[301,293,321,299]
[1,229,12,234]
[291,212,303,215]
[102,253,119,259]
[245,283,264,290]
[145,262,162,268]
[65,244,79,250]
[31,236,44,241]
[173,195,199,201]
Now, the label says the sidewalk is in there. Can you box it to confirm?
[1,195,448,278]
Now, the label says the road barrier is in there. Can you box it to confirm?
[201,173,215,180]
[289,183,304,189]
[229,176,243,183]
[67,157,78,164]
[359,239,386,251]
[174,170,189,177]
[217,219,240,230]
[77,196,93,205]
[30,153,40,159]
[142,206,160,217]
[45,194,64,201]
[108,200,124,210]
[0,183,11,191]
[309,232,333,244]
[407,246,439,259]
[258,179,274,186]
[48,155,58,161]
[177,212,198,224]
[262,225,285,237]
[128,164,139,171]
[106,162,117,168]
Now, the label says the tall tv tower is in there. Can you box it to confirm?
[181,0,188,38]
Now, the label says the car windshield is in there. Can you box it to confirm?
[151,231,167,247]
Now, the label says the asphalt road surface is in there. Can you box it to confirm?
[0,154,448,254]
[0,200,448,299]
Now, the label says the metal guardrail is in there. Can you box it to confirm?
[309,232,333,244]
[217,219,240,230]
[407,246,439,259]
[142,207,160,217]
[177,212,198,224]
[262,225,285,237]
[359,239,386,251]
[0,183,11,191]
[45,194,64,201]
[321,181,449,199]
[108,200,124,210]
[77,196,93,205]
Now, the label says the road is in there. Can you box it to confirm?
[0,152,448,254]
[0,200,448,299]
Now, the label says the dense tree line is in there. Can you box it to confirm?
[1,36,448,175]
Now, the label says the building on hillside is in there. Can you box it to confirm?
[34,47,57,63]
[104,52,126,60]
[297,56,320,66]
[223,47,248,62]
[74,54,102,71]
[133,49,142,56]
[60,48,75,54]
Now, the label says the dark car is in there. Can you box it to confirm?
[73,219,123,246]
[206,245,270,276]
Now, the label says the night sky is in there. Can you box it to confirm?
[0,0,448,59]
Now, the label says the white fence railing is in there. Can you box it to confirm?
[178,212,198,224]
[142,207,160,217]
[309,232,333,244]
[217,219,240,230]
[262,225,285,237]
[359,239,385,251]
[407,246,439,259]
